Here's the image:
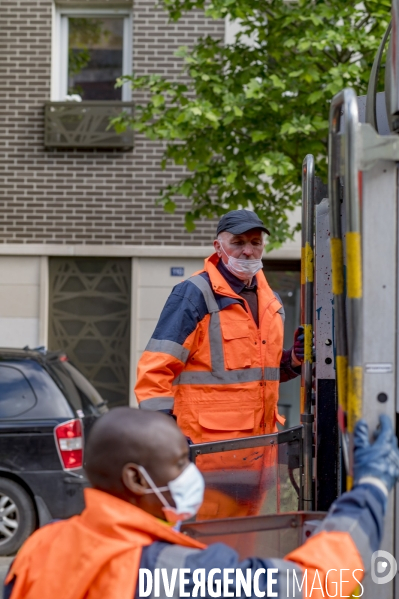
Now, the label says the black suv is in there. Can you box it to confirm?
[0,348,108,555]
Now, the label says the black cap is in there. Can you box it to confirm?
[216,210,270,237]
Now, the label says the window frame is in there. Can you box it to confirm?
[51,6,133,102]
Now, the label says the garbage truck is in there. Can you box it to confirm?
[180,2,399,597]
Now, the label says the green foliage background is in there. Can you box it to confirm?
[113,0,390,248]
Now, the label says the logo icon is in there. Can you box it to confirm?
[371,550,398,584]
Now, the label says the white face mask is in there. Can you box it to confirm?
[138,463,205,524]
[219,241,263,281]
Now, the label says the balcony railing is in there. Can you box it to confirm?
[44,101,134,150]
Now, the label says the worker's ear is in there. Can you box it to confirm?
[214,238,222,257]
[122,463,148,495]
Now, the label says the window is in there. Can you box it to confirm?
[48,361,108,416]
[52,8,132,101]
[0,365,37,418]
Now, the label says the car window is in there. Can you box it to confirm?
[46,362,83,413]
[64,362,108,415]
[48,361,108,416]
[0,365,37,418]
[0,359,74,419]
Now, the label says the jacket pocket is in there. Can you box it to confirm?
[199,410,254,441]
[221,320,252,370]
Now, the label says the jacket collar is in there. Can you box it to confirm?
[205,253,263,298]
[81,488,205,549]
[204,253,281,319]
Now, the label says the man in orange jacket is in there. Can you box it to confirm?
[135,209,304,517]
[4,408,399,599]
[135,210,303,440]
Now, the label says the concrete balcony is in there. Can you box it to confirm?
[44,101,134,150]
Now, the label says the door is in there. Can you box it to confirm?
[48,258,131,408]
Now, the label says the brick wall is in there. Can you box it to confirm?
[0,0,224,245]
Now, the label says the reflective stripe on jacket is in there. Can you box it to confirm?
[135,254,288,443]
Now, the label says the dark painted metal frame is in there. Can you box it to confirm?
[189,425,303,458]
[44,101,134,149]
[301,155,315,511]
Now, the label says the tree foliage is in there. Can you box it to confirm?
[112,0,390,247]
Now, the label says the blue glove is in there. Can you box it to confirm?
[354,414,399,493]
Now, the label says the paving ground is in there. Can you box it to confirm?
[0,558,13,598]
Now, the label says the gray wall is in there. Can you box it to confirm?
[0,257,43,347]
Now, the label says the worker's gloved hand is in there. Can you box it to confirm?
[291,326,304,366]
[291,326,316,367]
[354,414,399,494]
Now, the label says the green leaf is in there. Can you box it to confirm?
[226,171,237,183]
[270,74,285,90]
[185,212,196,232]
[152,95,165,107]
[251,131,267,142]
[112,0,389,246]
[179,180,193,196]
[307,90,324,104]
[163,200,176,213]
[205,110,219,122]
[233,106,243,117]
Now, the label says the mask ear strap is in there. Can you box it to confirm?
[217,239,228,258]
[138,465,171,509]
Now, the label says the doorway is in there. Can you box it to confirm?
[49,258,131,408]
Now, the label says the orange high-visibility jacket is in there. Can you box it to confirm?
[135,254,290,443]
[5,484,385,599]
[5,488,205,599]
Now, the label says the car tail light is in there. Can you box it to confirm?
[54,419,83,470]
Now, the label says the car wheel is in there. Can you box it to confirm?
[0,478,36,556]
